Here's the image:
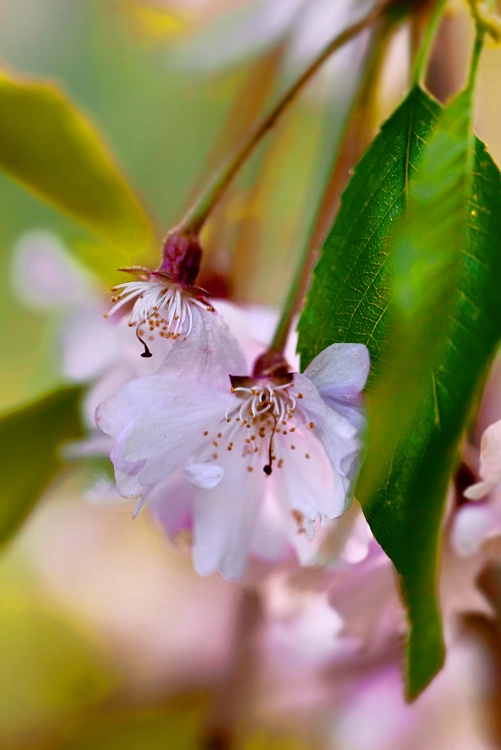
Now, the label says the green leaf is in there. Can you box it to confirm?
[298,87,440,375]
[53,697,206,750]
[0,70,153,258]
[359,86,480,698]
[366,136,501,697]
[0,386,84,546]
[298,86,501,698]
[0,577,117,742]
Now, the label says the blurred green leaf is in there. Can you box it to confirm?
[0,386,84,546]
[0,70,153,260]
[54,698,206,750]
[244,731,312,750]
[71,239,139,288]
[298,86,501,698]
[0,582,117,745]
[33,700,312,750]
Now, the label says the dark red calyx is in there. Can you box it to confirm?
[252,349,291,379]
[230,372,293,390]
[158,232,202,286]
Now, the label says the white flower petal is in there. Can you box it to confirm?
[183,463,224,489]
[451,504,501,557]
[97,371,229,438]
[192,455,265,580]
[159,306,246,389]
[463,480,493,501]
[249,487,293,563]
[114,388,234,487]
[285,436,350,524]
[114,469,143,498]
[304,343,370,405]
[294,371,360,480]
[96,376,169,438]
[477,419,501,486]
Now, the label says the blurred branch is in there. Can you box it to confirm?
[202,588,263,750]
[270,15,395,354]
[176,0,396,236]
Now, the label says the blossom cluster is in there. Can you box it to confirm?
[13,230,501,746]
[97,244,371,580]
[15,231,371,580]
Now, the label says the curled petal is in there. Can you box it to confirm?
[451,503,501,557]
[304,343,370,405]
[463,480,493,501]
[477,419,501,486]
[184,463,224,489]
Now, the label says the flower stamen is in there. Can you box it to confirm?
[226,375,299,476]
[105,274,213,354]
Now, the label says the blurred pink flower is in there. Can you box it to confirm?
[11,231,163,439]
[173,0,375,79]
[452,356,501,561]
[452,430,501,561]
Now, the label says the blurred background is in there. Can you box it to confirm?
[1,1,501,748]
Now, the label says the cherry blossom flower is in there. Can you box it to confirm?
[106,269,214,354]
[463,419,501,502]
[449,418,501,559]
[105,232,214,356]
[249,506,493,749]
[96,317,370,580]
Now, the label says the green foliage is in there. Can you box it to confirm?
[0,577,117,745]
[298,86,501,698]
[0,386,84,546]
[53,698,206,750]
[0,71,152,259]
[298,87,440,374]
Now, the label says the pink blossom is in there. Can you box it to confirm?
[106,270,214,356]
[452,419,501,559]
[105,231,216,356]
[96,316,370,580]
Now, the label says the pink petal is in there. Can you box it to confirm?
[463,480,493,501]
[451,503,501,557]
[183,463,224,489]
[477,418,501,486]
[159,305,246,389]
[113,385,234,486]
[304,343,370,404]
[11,230,94,308]
[192,454,265,580]
[148,474,196,536]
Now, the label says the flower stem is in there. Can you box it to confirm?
[176,0,395,236]
[269,14,393,355]
[467,29,484,93]
[202,588,262,749]
[466,0,501,45]
[411,0,448,87]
